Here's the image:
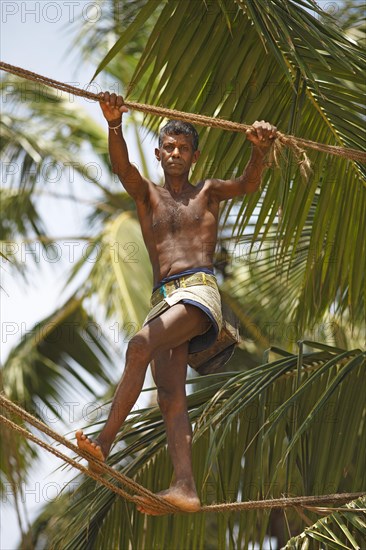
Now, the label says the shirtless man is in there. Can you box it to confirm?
[76,92,277,514]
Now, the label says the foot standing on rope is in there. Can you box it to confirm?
[76,92,277,515]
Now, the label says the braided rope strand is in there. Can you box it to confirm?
[201,494,366,513]
[0,393,177,514]
[1,61,365,163]
[1,415,134,502]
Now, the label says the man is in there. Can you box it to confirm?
[76,92,277,515]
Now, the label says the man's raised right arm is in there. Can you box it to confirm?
[99,92,149,202]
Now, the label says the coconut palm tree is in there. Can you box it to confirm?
[1,0,365,547]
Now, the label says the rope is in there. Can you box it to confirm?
[0,393,177,514]
[1,394,365,515]
[201,494,366,513]
[0,415,156,506]
[1,61,365,165]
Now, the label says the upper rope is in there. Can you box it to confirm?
[1,61,365,166]
[1,393,365,515]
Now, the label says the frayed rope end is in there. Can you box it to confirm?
[273,134,312,181]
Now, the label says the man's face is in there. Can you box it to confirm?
[155,134,200,176]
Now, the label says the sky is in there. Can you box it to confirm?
[0,2,156,547]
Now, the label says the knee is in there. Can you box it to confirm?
[126,333,151,364]
[157,387,186,416]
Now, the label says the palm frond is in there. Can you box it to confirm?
[2,296,115,416]
[285,495,366,550]
[28,343,365,548]
[0,189,48,279]
[72,0,158,76]
[1,296,117,495]
[220,220,366,333]
[1,75,110,192]
[66,211,152,327]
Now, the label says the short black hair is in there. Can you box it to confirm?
[159,120,199,151]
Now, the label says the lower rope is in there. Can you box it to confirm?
[1,60,365,164]
[1,394,365,515]
[201,494,366,513]
[0,393,177,514]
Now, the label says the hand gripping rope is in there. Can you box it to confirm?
[1,61,366,175]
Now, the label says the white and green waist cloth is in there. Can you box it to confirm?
[144,268,222,353]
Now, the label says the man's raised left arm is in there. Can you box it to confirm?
[208,121,277,201]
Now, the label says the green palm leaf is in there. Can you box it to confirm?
[27,344,365,548]
[0,189,48,278]
[2,296,115,415]
[1,75,110,193]
[66,210,152,327]
[0,296,116,498]
[285,495,366,549]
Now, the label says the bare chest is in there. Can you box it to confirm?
[157,200,200,232]
[152,192,209,234]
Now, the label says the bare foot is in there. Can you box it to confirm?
[135,485,201,515]
[75,430,106,474]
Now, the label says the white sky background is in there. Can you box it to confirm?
[0,2,159,547]
[0,0,353,547]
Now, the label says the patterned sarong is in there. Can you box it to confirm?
[144,269,222,353]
